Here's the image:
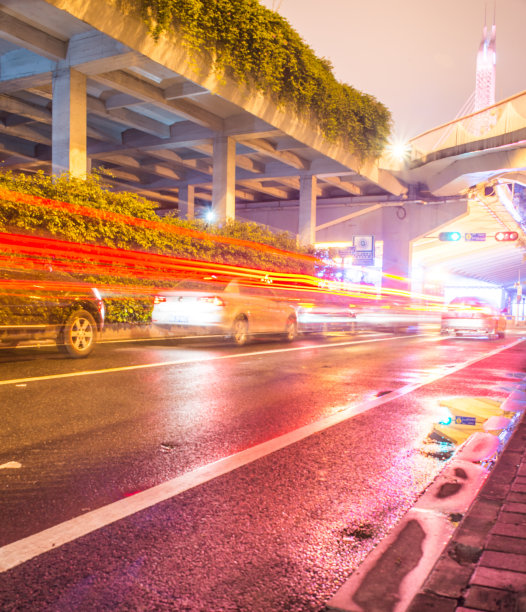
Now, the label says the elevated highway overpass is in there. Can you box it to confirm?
[0,0,524,292]
[401,92,526,289]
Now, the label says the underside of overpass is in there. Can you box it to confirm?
[0,0,404,225]
[0,0,525,289]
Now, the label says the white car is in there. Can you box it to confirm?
[441,296,506,339]
[152,278,298,345]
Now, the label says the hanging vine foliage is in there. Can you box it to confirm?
[137,0,391,157]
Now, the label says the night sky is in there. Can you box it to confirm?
[261,0,526,140]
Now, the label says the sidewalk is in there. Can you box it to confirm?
[408,406,526,612]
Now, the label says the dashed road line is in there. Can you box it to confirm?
[0,333,433,387]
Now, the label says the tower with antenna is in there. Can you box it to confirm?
[474,4,496,112]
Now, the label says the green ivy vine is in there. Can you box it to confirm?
[137,0,391,157]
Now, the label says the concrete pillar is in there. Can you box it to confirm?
[381,207,413,293]
[380,200,469,293]
[178,184,195,220]
[299,175,316,245]
[212,135,236,221]
[52,68,87,177]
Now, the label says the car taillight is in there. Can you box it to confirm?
[198,296,224,307]
[154,296,167,304]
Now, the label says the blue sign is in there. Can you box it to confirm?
[455,415,476,426]
[465,233,486,242]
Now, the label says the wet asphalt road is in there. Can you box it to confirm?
[1,330,526,611]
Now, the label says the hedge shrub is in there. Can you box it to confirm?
[0,171,313,323]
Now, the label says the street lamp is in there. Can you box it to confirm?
[385,139,411,162]
[205,209,215,223]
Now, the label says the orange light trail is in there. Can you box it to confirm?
[0,188,317,264]
[0,231,444,313]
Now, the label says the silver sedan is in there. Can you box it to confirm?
[152,279,298,345]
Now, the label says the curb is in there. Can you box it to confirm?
[326,391,526,612]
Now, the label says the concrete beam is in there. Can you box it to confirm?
[66,32,141,75]
[0,133,37,158]
[427,148,526,196]
[275,136,309,151]
[192,142,265,175]
[103,177,180,205]
[88,121,215,156]
[319,175,362,196]
[0,48,54,85]
[234,162,302,182]
[92,164,146,184]
[0,94,51,122]
[92,153,184,181]
[0,72,53,94]
[91,70,223,130]
[234,155,265,175]
[141,150,210,181]
[0,12,67,60]
[0,121,50,145]
[141,162,184,181]
[164,81,208,99]
[224,114,282,140]
[104,93,142,109]
[87,96,168,138]
[238,180,291,200]
[242,138,310,170]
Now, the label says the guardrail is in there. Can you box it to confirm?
[409,90,526,161]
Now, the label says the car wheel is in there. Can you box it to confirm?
[232,316,249,346]
[284,316,297,342]
[58,309,97,358]
[497,331,506,339]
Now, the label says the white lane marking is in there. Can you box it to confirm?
[0,337,523,573]
[99,334,225,344]
[0,334,431,387]
[0,461,21,470]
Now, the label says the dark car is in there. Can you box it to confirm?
[0,266,105,357]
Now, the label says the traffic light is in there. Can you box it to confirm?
[495,231,519,241]
[438,231,462,242]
